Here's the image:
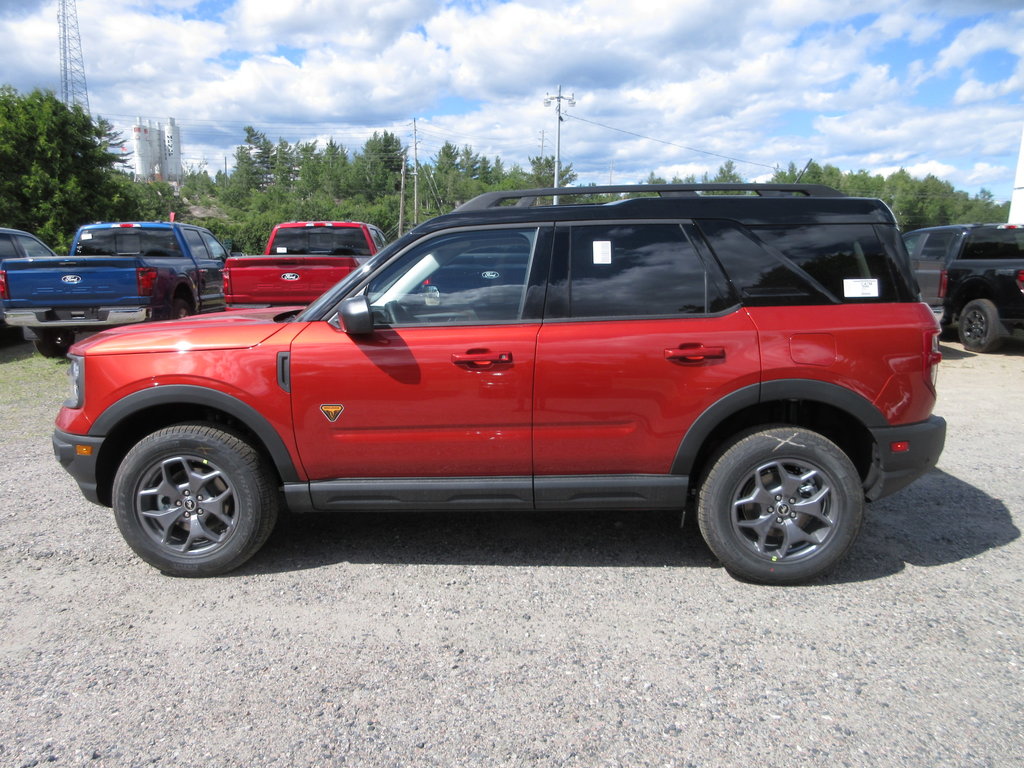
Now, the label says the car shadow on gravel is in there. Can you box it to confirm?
[242,467,1018,583]
[248,507,719,574]
[824,468,1019,584]
[940,338,1024,359]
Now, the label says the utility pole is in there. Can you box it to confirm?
[544,86,574,203]
[398,151,407,236]
[412,119,420,226]
[58,0,90,114]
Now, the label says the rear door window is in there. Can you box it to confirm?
[566,223,732,318]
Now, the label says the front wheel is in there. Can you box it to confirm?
[697,427,863,585]
[112,424,279,576]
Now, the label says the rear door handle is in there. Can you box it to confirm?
[452,350,513,369]
[664,344,726,364]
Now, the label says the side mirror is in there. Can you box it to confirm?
[335,295,374,335]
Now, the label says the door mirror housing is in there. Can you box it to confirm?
[335,295,374,335]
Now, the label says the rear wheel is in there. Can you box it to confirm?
[33,328,76,358]
[697,427,863,585]
[958,298,1004,353]
[112,424,279,577]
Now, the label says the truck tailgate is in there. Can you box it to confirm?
[224,255,358,305]
[2,257,145,309]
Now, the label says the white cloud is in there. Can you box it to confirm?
[2,0,1022,198]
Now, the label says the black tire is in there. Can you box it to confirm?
[32,328,76,358]
[697,427,863,585]
[172,297,193,319]
[112,423,279,577]
[958,298,1004,353]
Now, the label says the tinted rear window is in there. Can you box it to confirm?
[964,228,1024,259]
[75,229,181,257]
[700,221,914,305]
[270,227,371,256]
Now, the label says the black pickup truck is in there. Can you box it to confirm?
[903,223,1024,352]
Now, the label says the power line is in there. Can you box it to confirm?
[563,112,778,171]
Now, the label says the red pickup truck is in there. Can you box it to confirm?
[224,221,387,307]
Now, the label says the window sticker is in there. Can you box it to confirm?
[593,240,612,265]
[80,232,92,240]
[276,246,288,254]
[844,278,879,298]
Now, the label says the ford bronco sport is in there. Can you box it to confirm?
[53,184,946,584]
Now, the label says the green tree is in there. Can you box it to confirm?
[0,86,137,249]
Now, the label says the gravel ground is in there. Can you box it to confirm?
[0,334,1021,768]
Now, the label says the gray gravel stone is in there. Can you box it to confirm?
[0,336,1021,767]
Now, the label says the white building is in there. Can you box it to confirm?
[1009,124,1024,224]
[131,117,182,183]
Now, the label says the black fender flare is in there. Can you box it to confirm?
[670,379,887,476]
[90,384,300,483]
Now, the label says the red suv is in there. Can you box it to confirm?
[223,221,387,307]
[53,185,945,584]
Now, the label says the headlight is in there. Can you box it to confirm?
[64,354,85,409]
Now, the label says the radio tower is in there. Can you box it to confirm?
[58,0,90,114]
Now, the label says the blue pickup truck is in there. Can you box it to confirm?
[0,221,228,357]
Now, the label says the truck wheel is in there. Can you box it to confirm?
[172,297,193,319]
[33,328,76,358]
[112,424,279,577]
[958,298,1004,353]
[697,427,863,585]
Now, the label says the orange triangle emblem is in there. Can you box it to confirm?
[320,404,344,422]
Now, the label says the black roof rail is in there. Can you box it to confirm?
[454,183,846,211]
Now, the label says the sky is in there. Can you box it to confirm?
[2,0,1023,200]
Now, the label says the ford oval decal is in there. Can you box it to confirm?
[481,271,500,280]
[281,273,300,281]
[61,275,83,284]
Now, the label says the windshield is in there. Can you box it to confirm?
[269,227,372,256]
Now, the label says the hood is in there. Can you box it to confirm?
[71,307,304,355]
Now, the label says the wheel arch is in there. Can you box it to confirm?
[672,380,885,495]
[89,385,299,507]
[948,276,994,321]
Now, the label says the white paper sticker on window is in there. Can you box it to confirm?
[844,278,879,298]
[276,246,288,254]
[80,232,92,240]
[593,240,612,265]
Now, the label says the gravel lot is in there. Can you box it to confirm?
[0,333,1021,768]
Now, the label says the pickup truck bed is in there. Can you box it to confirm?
[224,220,386,307]
[223,254,360,307]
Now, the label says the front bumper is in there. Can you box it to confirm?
[865,415,947,501]
[52,429,106,506]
